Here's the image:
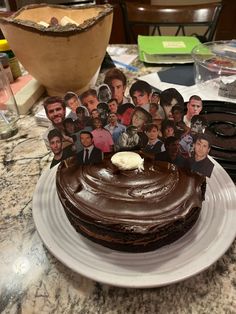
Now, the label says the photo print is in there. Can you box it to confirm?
[42,70,214,177]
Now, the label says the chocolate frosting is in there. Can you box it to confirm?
[56,154,204,235]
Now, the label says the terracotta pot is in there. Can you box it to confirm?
[0,4,113,96]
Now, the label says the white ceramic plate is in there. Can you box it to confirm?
[32,160,236,288]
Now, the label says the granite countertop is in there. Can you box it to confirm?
[0,45,236,314]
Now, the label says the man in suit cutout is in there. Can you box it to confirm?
[77,131,103,165]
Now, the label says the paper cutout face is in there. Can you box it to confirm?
[151,92,160,104]
[172,108,183,123]
[108,99,118,113]
[93,118,103,129]
[191,120,206,134]
[117,105,134,126]
[163,126,175,138]
[76,107,86,120]
[132,110,146,129]
[166,140,180,159]
[160,88,184,120]
[131,90,150,107]
[146,126,159,141]
[162,101,177,120]
[46,102,66,126]
[109,79,126,104]
[193,138,210,161]
[97,84,112,103]
[91,109,100,119]
[131,108,152,130]
[64,119,76,135]
[81,95,99,113]
[97,102,109,121]
[49,136,63,155]
[67,96,80,112]
[108,113,118,124]
[80,132,93,148]
[187,98,202,116]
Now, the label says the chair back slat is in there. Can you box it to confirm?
[120,1,223,43]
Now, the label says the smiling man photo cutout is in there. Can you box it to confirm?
[189,134,214,178]
[43,96,74,150]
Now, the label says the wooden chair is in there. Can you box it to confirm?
[119,1,223,44]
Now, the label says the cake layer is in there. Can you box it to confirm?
[56,153,205,252]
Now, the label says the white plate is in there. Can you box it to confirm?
[32,160,236,288]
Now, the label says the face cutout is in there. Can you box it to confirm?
[49,136,63,155]
[93,119,103,129]
[132,90,150,107]
[108,100,118,113]
[164,126,175,138]
[108,113,118,123]
[146,127,159,141]
[132,110,147,129]
[187,99,202,117]
[81,95,99,113]
[80,133,93,148]
[191,120,206,134]
[98,84,112,103]
[194,139,210,160]
[110,79,126,104]
[65,122,76,135]
[67,96,80,112]
[46,102,65,126]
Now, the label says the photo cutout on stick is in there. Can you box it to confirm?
[171,105,189,139]
[63,117,90,153]
[80,88,99,114]
[48,128,75,168]
[43,96,73,150]
[116,102,135,126]
[107,98,119,114]
[91,117,114,153]
[97,83,112,103]
[131,107,152,132]
[189,133,214,178]
[160,88,184,120]
[117,125,140,151]
[77,131,103,165]
[75,106,93,130]
[161,119,176,141]
[143,123,165,155]
[179,115,208,158]
[155,136,189,169]
[150,91,160,105]
[130,107,152,148]
[104,68,130,105]
[64,91,89,120]
[104,112,126,151]
[97,102,109,125]
[129,80,152,112]
[183,95,203,128]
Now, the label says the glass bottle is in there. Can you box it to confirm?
[0,39,22,80]
[0,62,19,139]
[0,52,14,83]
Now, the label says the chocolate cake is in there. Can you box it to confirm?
[56,153,206,253]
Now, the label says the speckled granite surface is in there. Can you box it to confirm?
[0,45,236,314]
